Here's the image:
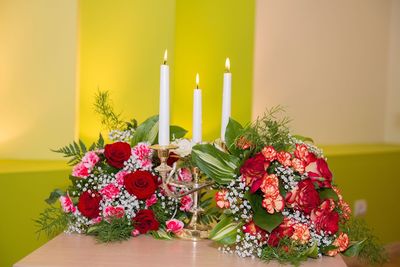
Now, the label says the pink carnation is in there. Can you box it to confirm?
[103,206,125,219]
[145,194,158,208]
[166,219,184,234]
[132,142,153,169]
[177,168,192,182]
[72,162,90,178]
[90,216,102,224]
[131,229,140,237]
[59,194,76,213]
[100,184,120,200]
[115,170,129,186]
[81,151,100,169]
[180,195,193,212]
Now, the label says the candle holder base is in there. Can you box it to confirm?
[176,224,211,241]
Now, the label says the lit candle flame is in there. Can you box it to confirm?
[225,57,230,72]
[196,73,199,89]
[163,49,168,64]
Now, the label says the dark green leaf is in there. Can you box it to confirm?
[245,192,283,232]
[225,118,243,156]
[343,239,366,257]
[45,189,65,205]
[130,115,159,146]
[191,144,240,185]
[319,188,339,202]
[170,125,188,140]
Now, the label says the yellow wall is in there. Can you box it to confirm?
[173,0,255,140]
[252,0,394,144]
[78,0,176,142]
[0,0,77,159]
[79,0,255,142]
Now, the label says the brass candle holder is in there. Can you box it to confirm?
[151,144,211,241]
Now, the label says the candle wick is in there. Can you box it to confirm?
[163,60,167,65]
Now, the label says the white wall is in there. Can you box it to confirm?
[385,0,400,143]
[0,0,77,159]
[252,0,396,144]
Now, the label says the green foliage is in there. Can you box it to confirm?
[149,228,173,240]
[45,189,65,205]
[170,125,188,140]
[261,238,312,266]
[94,90,126,130]
[130,115,159,146]
[198,192,222,225]
[318,188,339,202]
[52,140,88,166]
[191,144,240,185]
[342,217,388,265]
[225,118,244,156]
[343,239,366,257]
[52,135,104,165]
[35,206,68,238]
[241,106,292,152]
[245,192,283,232]
[209,215,241,245]
[87,218,134,243]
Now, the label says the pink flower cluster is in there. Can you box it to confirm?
[132,142,153,170]
[72,151,100,178]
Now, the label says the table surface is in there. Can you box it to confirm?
[14,233,347,267]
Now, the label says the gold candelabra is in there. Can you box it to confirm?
[151,144,211,241]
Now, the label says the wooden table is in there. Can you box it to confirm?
[14,233,347,267]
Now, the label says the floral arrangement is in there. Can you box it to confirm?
[36,92,215,242]
[37,94,386,266]
[191,108,387,265]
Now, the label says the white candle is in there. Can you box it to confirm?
[221,58,232,142]
[192,73,202,144]
[158,49,170,146]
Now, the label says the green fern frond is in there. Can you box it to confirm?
[35,206,68,238]
[94,90,125,130]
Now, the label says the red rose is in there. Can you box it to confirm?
[104,142,132,169]
[305,158,332,188]
[286,179,320,214]
[311,200,339,234]
[77,191,102,219]
[124,171,157,200]
[267,223,294,247]
[240,153,268,192]
[132,209,159,234]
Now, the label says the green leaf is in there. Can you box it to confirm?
[209,216,240,245]
[305,242,319,258]
[191,144,240,185]
[149,229,173,240]
[292,134,314,143]
[225,118,243,155]
[170,125,188,140]
[318,188,339,202]
[343,239,366,257]
[320,244,338,254]
[45,189,65,205]
[245,192,283,232]
[130,115,159,146]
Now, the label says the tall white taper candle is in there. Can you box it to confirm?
[221,58,232,142]
[192,73,202,144]
[158,50,170,146]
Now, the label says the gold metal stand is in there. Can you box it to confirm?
[151,144,211,241]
